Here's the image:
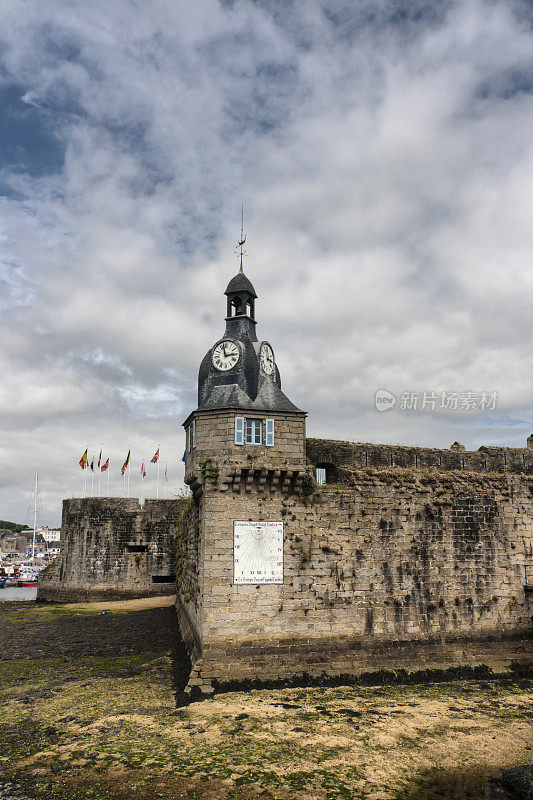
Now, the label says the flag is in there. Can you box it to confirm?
[150,448,159,464]
[181,451,186,462]
[90,456,94,472]
[101,457,109,473]
[79,449,88,469]
[164,465,167,482]
[97,449,102,468]
[141,461,146,478]
[121,449,130,476]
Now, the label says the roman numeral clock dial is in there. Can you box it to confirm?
[260,343,274,375]
[212,340,240,371]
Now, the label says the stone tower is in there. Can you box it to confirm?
[178,269,308,692]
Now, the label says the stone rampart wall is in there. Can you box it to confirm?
[175,498,203,642]
[306,438,533,477]
[183,469,533,683]
[38,498,182,602]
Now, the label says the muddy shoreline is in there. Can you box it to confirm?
[1,600,531,800]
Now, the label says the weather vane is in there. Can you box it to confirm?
[235,203,247,273]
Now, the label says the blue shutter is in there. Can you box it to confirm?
[235,417,244,445]
[192,419,196,448]
[187,426,190,452]
[265,418,274,446]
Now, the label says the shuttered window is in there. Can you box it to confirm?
[235,417,245,445]
[265,418,274,446]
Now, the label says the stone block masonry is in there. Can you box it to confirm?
[40,436,532,686]
[184,409,307,481]
[179,459,533,687]
[38,498,182,603]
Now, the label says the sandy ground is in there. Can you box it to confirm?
[37,595,177,613]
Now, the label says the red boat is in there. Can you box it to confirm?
[18,580,38,587]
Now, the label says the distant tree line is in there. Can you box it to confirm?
[0,520,30,533]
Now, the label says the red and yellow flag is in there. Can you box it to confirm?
[79,449,88,470]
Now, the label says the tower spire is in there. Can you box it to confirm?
[236,203,247,273]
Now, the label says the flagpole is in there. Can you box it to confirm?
[91,452,95,496]
[84,467,87,499]
[106,460,110,497]
[81,469,84,498]
[141,459,144,505]
[98,444,102,496]
[164,461,167,500]
[157,445,160,499]
[127,445,131,498]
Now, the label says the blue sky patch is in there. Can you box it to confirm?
[0,84,64,178]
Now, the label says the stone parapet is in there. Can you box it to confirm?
[307,438,533,476]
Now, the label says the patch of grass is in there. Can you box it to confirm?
[0,653,164,685]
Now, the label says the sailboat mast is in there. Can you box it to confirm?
[32,467,38,563]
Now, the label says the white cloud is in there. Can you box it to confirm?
[0,0,531,524]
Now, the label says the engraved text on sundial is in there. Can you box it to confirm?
[233,521,283,584]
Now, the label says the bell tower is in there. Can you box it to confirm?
[224,272,257,340]
[177,226,308,697]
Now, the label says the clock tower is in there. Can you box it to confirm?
[194,269,301,415]
[182,265,306,482]
[178,256,308,694]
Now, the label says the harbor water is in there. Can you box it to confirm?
[0,587,38,602]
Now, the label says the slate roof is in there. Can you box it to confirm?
[200,378,301,413]
[224,272,257,298]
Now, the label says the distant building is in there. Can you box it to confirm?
[40,527,61,543]
[0,530,17,554]
[16,532,47,556]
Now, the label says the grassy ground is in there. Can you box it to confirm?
[0,601,531,800]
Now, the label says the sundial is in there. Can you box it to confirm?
[233,521,283,584]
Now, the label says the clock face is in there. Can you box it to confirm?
[260,343,275,375]
[212,340,239,371]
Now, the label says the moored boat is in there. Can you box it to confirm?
[17,568,39,587]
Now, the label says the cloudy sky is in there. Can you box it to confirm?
[1,0,532,526]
